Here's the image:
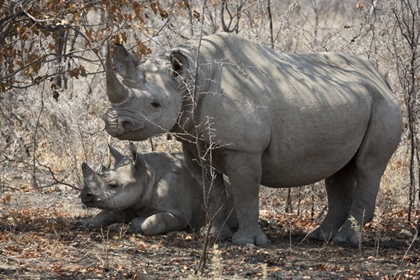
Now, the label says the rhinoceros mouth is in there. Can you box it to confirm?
[82,198,101,207]
[104,119,145,137]
[107,128,146,140]
[82,202,95,208]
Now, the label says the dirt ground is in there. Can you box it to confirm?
[1,191,419,280]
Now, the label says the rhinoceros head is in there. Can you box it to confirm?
[80,144,144,210]
[104,43,190,141]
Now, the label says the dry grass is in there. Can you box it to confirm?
[2,190,419,279]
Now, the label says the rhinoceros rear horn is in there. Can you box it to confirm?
[106,44,129,104]
[113,44,142,84]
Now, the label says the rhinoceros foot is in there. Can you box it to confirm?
[127,216,172,236]
[332,223,361,247]
[84,210,124,230]
[200,223,233,241]
[307,227,336,242]
[332,234,360,247]
[74,219,90,228]
[126,217,148,234]
[232,227,268,246]
[128,213,193,236]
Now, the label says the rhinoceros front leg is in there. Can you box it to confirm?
[87,210,125,229]
[182,144,232,241]
[127,213,187,235]
[222,151,267,246]
[205,172,235,241]
[309,161,356,242]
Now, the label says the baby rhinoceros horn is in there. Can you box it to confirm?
[81,162,95,177]
[80,163,102,205]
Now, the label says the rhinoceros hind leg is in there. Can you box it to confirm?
[126,217,147,233]
[332,170,383,246]
[333,103,401,246]
[200,223,233,241]
[309,161,356,242]
[129,213,187,235]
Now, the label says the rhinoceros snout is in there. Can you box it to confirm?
[104,110,143,137]
[81,190,96,205]
[122,119,134,131]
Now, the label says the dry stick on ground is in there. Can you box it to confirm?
[267,0,274,49]
[148,138,155,151]
[392,0,420,222]
[32,84,45,190]
[106,136,112,168]
[35,158,79,191]
[190,0,208,274]
[349,211,366,277]
[417,135,420,205]
[188,0,231,274]
[395,222,419,277]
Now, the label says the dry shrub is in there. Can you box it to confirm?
[378,144,411,215]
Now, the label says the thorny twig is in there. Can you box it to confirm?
[36,158,79,191]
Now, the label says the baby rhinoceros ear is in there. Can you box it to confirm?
[128,142,138,165]
[128,143,147,175]
[108,145,125,167]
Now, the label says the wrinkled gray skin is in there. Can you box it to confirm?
[81,144,237,235]
[103,33,402,246]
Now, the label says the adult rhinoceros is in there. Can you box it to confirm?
[103,33,402,246]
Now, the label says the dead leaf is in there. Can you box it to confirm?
[355,3,363,9]
[138,241,147,251]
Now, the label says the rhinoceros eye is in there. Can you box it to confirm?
[151,101,160,108]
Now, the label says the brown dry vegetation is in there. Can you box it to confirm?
[1,145,419,279]
[0,189,419,279]
[1,0,420,279]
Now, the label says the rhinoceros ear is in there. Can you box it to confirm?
[170,51,189,78]
[108,145,124,167]
[128,142,139,165]
[113,43,142,84]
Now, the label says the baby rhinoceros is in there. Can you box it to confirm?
[80,143,236,236]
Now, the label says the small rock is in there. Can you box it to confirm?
[246,243,256,249]
[396,229,413,240]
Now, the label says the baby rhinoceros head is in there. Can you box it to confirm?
[80,144,144,211]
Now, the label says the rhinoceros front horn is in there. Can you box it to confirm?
[106,44,129,104]
[81,162,95,177]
